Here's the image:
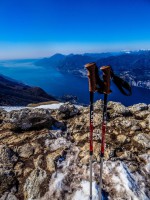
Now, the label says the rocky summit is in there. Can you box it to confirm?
[0,101,149,200]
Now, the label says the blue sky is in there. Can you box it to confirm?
[0,0,150,59]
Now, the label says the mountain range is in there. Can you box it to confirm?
[35,50,150,89]
[35,50,150,71]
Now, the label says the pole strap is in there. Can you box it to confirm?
[111,71,132,96]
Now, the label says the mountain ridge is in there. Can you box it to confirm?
[35,50,150,89]
[35,50,150,71]
[0,74,56,106]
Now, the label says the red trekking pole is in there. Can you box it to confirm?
[99,66,111,200]
[85,63,97,200]
[85,63,132,200]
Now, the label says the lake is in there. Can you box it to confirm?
[0,59,149,106]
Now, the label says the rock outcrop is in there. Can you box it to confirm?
[0,101,149,200]
[1,108,54,131]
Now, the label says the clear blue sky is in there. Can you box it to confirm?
[0,0,150,59]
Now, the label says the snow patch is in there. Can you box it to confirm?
[0,103,83,112]
[73,181,98,200]
[50,172,65,191]
[110,162,139,200]
[104,161,149,200]
[35,103,82,110]
[34,103,64,109]
[40,172,66,200]
[0,106,25,112]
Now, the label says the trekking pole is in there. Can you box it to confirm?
[99,66,111,200]
[85,63,97,200]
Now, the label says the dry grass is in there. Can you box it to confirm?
[27,100,60,107]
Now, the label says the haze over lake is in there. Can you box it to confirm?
[0,59,149,106]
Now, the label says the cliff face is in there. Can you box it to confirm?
[0,101,149,200]
[0,74,56,106]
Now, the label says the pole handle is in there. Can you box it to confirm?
[85,63,96,92]
[100,66,111,94]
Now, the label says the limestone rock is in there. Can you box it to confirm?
[146,114,150,130]
[24,167,47,200]
[119,118,132,128]
[116,150,131,160]
[17,143,34,158]
[0,170,17,197]
[46,148,65,173]
[33,155,44,168]
[80,155,89,165]
[46,155,55,173]
[14,162,24,176]
[108,101,131,117]
[0,109,7,124]
[73,133,87,146]
[30,142,42,155]
[0,192,18,200]
[139,121,147,129]
[49,138,69,152]
[3,108,53,131]
[0,145,18,196]
[0,100,150,200]
[117,135,126,143]
[131,125,141,131]
[93,100,103,111]
[0,145,18,169]
[133,133,150,148]
[23,168,33,177]
[58,103,80,119]
[128,163,138,172]
[128,103,148,114]
[134,110,149,120]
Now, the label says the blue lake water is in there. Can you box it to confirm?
[0,60,150,106]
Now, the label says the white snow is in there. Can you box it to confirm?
[35,103,83,110]
[39,150,149,200]
[49,138,69,151]
[0,103,63,112]
[40,172,66,200]
[104,161,149,200]
[73,181,99,200]
[0,103,82,112]
[49,172,65,191]
[34,103,64,109]
[110,162,139,200]
[145,162,150,173]
[0,106,25,112]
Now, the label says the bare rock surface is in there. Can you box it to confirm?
[24,167,47,200]
[0,192,18,200]
[0,145,18,168]
[1,109,54,131]
[17,143,34,158]
[57,102,80,119]
[0,101,149,200]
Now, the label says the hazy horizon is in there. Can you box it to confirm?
[1,47,150,60]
